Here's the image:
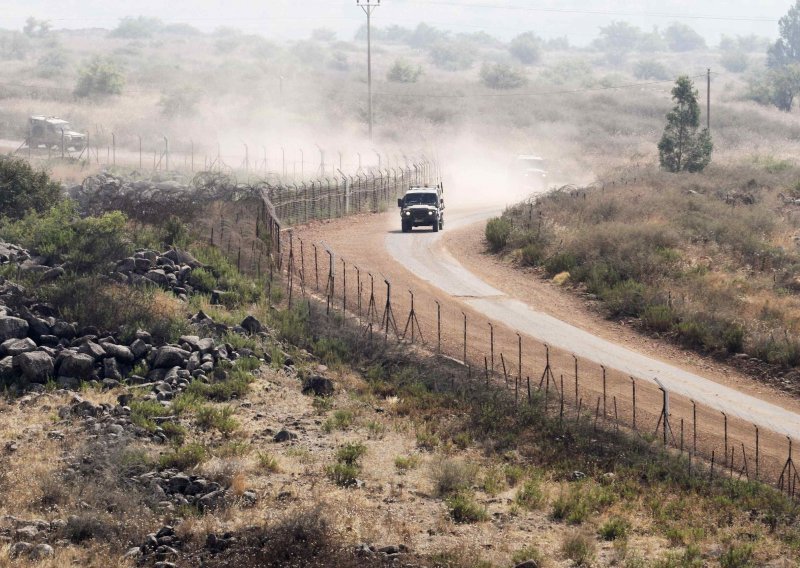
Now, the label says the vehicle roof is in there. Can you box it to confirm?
[30,116,70,125]
[517,154,544,161]
[407,186,440,192]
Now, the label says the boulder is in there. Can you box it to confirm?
[103,358,122,381]
[40,267,65,283]
[240,316,262,334]
[145,270,170,287]
[154,346,190,369]
[0,316,28,342]
[302,376,335,397]
[273,429,297,443]
[198,489,227,511]
[29,544,54,560]
[78,341,106,359]
[58,352,96,378]
[16,351,54,383]
[102,343,134,363]
[51,321,76,339]
[25,317,51,338]
[1,338,37,357]
[0,356,16,381]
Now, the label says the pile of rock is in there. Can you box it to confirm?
[125,524,182,567]
[0,240,64,282]
[110,248,212,301]
[0,516,61,561]
[1,256,267,393]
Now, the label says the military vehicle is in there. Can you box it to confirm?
[397,184,445,233]
[27,116,86,151]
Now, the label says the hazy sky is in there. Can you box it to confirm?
[4,0,792,44]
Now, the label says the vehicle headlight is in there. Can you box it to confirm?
[428,211,433,215]
[404,212,410,216]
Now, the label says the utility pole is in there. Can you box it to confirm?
[707,68,711,132]
[356,0,380,140]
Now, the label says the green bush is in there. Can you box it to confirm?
[545,252,577,276]
[159,443,207,470]
[633,60,670,80]
[109,16,164,39]
[642,304,676,332]
[509,32,542,65]
[719,543,755,568]
[336,442,367,465]
[0,156,63,221]
[485,217,512,252]
[598,517,630,540]
[41,277,185,342]
[520,243,544,267]
[445,493,488,523]
[515,478,545,510]
[326,462,360,487]
[195,405,239,435]
[674,319,713,350]
[387,58,423,83]
[720,51,748,73]
[601,279,647,317]
[1,200,131,271]
[480,62,527,90]
[561,531,596,566]
[74,56,125,98]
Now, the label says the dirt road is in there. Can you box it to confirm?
[386,208,800,437]
[296,206,800,482]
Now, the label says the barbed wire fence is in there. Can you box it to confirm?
[222,162,800,505]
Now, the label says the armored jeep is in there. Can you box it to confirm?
[397,185,445,233]
[27,116,86,151]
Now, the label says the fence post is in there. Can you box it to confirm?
[489,322,494,374]
[601,365,607,417]
[573,355,578,406]
[722,412,728,467]
[462,312,467,363]
[692,400,697,455]
[631,377,636,430]
[435,300,441,353]
[755,425,759,481]
[517,333,522,395]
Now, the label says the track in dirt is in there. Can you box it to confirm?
[297,207,800,483]
[385,209,800,437]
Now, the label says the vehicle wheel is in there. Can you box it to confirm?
[439,219,444,230]
[402,221,411,233]
[432,221,439,233]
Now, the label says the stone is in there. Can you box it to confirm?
[240,315,262,334]
[514,561,539,568]
[134,258,152,271]
[29,543,54,560]
[103,358,123,381]
[130,338,149,359]
[16,351,54,383]
[154,346,191,369]
[273,429,297,443]
[102,343,134,363]
[0,356,16,381]
[51,321,76,339]
[197,338,215,353]
[1,338,37,357]
[167,474,190,494]
[15,525,38,540]
[9,542,32,559]
[56,376,81,390]
[26,317,51,338]
[302,376,334,397]
[59,352,96,378]
[180,336,201,352]
[198,489,226,511]
[0,316,28,341]
[78,341,106,359]
[145,270,170,287]
[40,267,65,283]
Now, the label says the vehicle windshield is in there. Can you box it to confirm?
[404,193,437,206]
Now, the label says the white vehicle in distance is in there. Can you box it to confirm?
[512,154,548,192]
[397,184,445,233]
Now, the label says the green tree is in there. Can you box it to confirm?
[387,59,422,83]
[0,156,62,221]
[109,16,163,39]
[509,32,542,65]
[768,64,800,111]
[663,22,706,51]
[769,0,800,67]
[74,57,124,98]
[480,63,527,90]
[658,76,712,173]
[594,21,643,52]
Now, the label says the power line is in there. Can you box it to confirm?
[375,75,707,99]
[393,0,778,23]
